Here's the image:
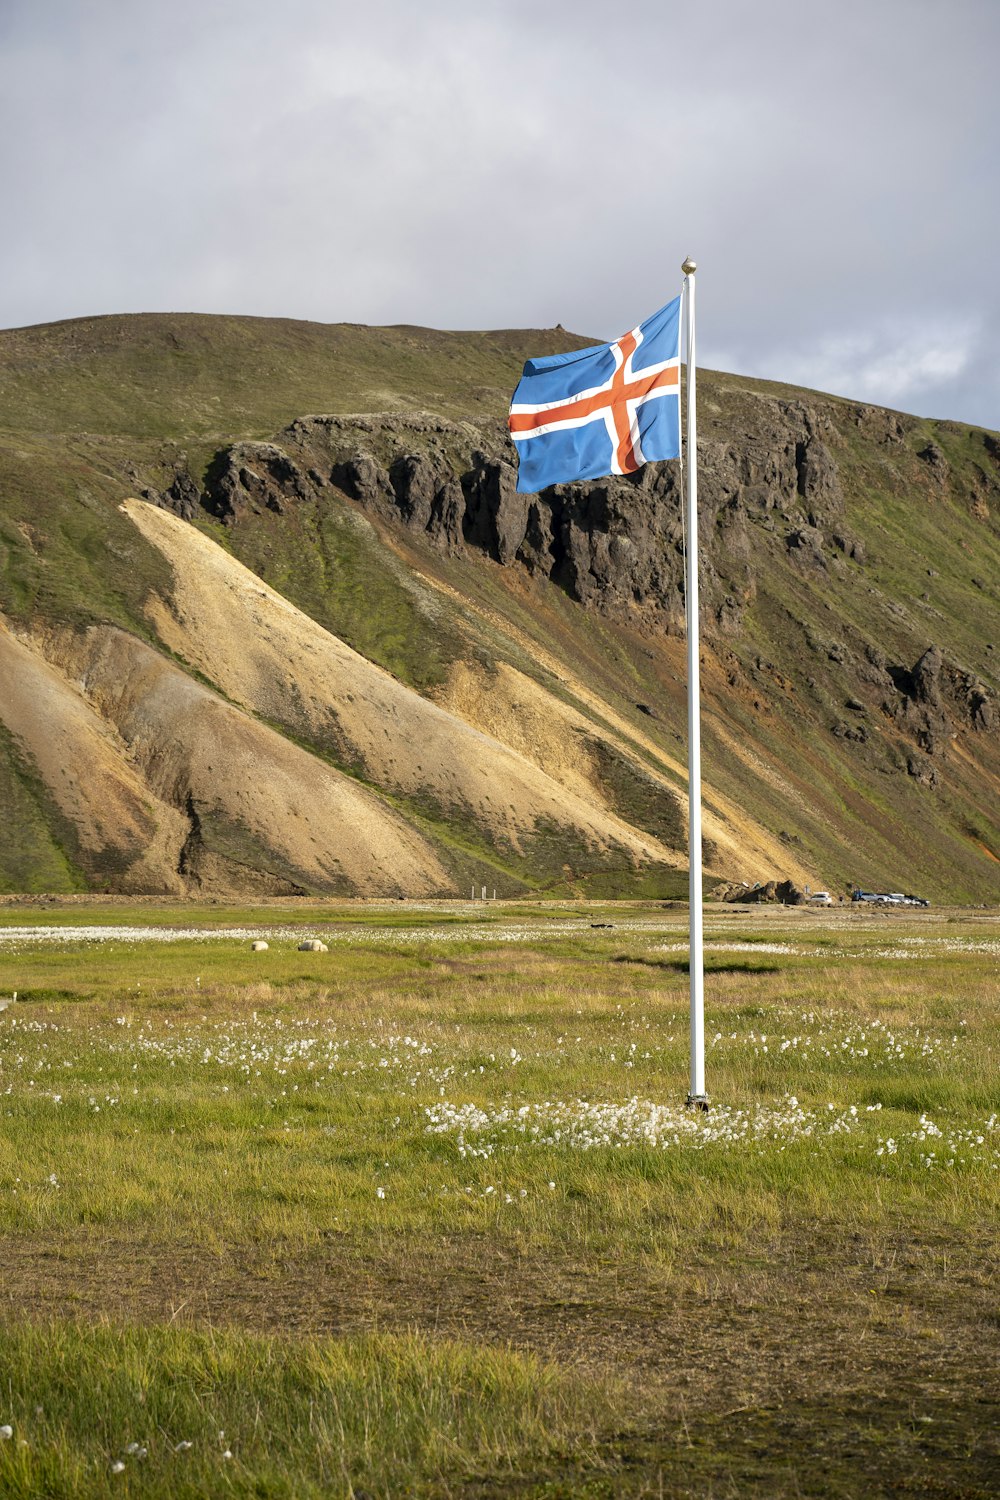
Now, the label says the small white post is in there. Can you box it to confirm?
[682,256,707,1109]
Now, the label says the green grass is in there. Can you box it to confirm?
[0,434,174,636]
[0,725,87,893]
[0,1325,613,1499]
[1,904,997,1246]
[1,900,998,1495]
[0,315,599,440]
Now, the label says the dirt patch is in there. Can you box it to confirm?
[3,1223,996,1496]
[437,658,612,810]
[36,622,453,897]
[0,617,188,891]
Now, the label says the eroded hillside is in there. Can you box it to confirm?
[0,313,997,899]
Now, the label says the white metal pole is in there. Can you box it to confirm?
[682,256,707,1107]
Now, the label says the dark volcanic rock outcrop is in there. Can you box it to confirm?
[912,645,944,707]
[158,398,864,637]
[886,643,998,763]
[202,442,314,524]
[462,455,526,563]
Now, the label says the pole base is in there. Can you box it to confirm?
[685,1093,710,1113]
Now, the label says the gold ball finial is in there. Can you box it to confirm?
[681,257,697,276]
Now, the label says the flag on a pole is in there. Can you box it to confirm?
[508,296,681,494]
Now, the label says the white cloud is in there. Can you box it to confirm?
[748,321,980,408]
[0,0,997,427]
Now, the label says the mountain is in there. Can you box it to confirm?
[0,312,997,901]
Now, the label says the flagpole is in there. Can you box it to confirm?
[682,256,707,1110]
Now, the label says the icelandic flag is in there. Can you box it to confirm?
[508,296,681,494]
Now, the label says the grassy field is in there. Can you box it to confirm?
[0,898,998,1497]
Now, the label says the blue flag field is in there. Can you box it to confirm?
[508,296,682,494]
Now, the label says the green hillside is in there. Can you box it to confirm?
[0,312,597,438]
[0,311,998,903]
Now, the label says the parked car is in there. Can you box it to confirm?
[850,887,930,907]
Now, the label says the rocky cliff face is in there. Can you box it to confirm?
[149,399,867,637]
[144,391,999,811]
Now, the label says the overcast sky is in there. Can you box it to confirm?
[2,0,997,427]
